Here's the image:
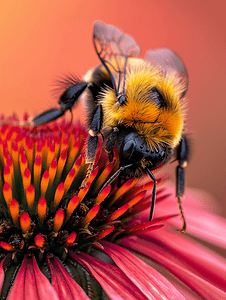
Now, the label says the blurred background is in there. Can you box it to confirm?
[0,1,225,216]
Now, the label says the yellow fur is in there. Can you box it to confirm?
[99,57,186,149]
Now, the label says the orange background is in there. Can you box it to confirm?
[0,1,225,215]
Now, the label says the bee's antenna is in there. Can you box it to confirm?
[99,164,133,194]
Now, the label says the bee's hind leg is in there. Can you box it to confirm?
[176,134,189,233]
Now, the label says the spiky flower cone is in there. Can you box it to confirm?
[0,117,226,300]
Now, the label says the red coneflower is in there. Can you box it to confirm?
[0,116,225,299]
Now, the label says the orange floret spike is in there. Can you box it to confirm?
[64,168,76,194]
[1,124,9,140]
[34,234,45,249]
[92,160,115,194]
[53,208,65,233]
[33,154,42,188]
[127,190,147,209]
[86,167,99,187]
[80,205,100,227]
[53,182,65,211]
[0,241,14,251]
[54,133,61,158]
[9,198,20,228]
[6,157,14,182]
[95,227,114,240]
[77,181,91,203]
[0,138,3,160]
[3,182,12,206]
[108,178,138,207]
[19,149,28,177]
[95,185,111,205]
[11,141,19,171]
[73,154,82,170]
[35,138,44,158]
[3,146,10,166]
[46,140,55,169]
[49,158,57,187]
[40,170,49,197]
[65,232,77,246]
[23,167,31,193]
[66,138,80,171]
[106,203,129,222]
[3,165,12,187]
[56,148,67,182]
[20,212,31,233]
[25,136,34,169]
[61,133,70,152]
[37,197,47,224]
[66,195,79,222]
[26,184,35,209]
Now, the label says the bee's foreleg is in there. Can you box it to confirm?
[176,134,189,233]
[146,168,157,221]
[81,105,103,188]
[88,105,103,138]
[86,136,99,166]
[86,104,103,168]
[105,127,119,162]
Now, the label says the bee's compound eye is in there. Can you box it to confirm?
[118,95,127,105]
[122,140,135,160]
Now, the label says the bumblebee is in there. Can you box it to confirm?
[32,21,189,232]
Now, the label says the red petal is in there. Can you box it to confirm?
[121,235,226,300]
[48,256,90,300]
[70,251,150,300]
[98,241,186,300]
[8,255,59,300]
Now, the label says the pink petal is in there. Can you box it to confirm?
[142,227,226,290]
[70,251,149,300]
[168,188,226,248]
[153,185,226,247]
[8,255,59,300]
[0,257,5,294]
[137,185,226,249]
[48,256,90,300]
[98,241,186,300]
[121,235,226,300]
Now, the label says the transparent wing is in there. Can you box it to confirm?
[145,48,188,98]
[93,21,141,95]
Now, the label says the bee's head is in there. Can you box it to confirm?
[119,131,172,171]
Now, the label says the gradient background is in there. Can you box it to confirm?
[0,1,225,215]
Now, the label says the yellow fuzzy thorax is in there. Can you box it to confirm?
[100,58,186,149]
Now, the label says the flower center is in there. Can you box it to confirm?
[0,119,154,263]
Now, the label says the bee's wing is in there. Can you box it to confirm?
[93,21,141,94]
[145,48,188,98]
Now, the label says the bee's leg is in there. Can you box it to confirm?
[176,134,189,233]
[59,82,88,108]
[31,82,88,127]
[69,108,73,124]
[99,163,133,193]
[31,108,65,127]
[146,168,157,221]
[88,105,103,138]
[105,127,119,162]
[84,105,103,178]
